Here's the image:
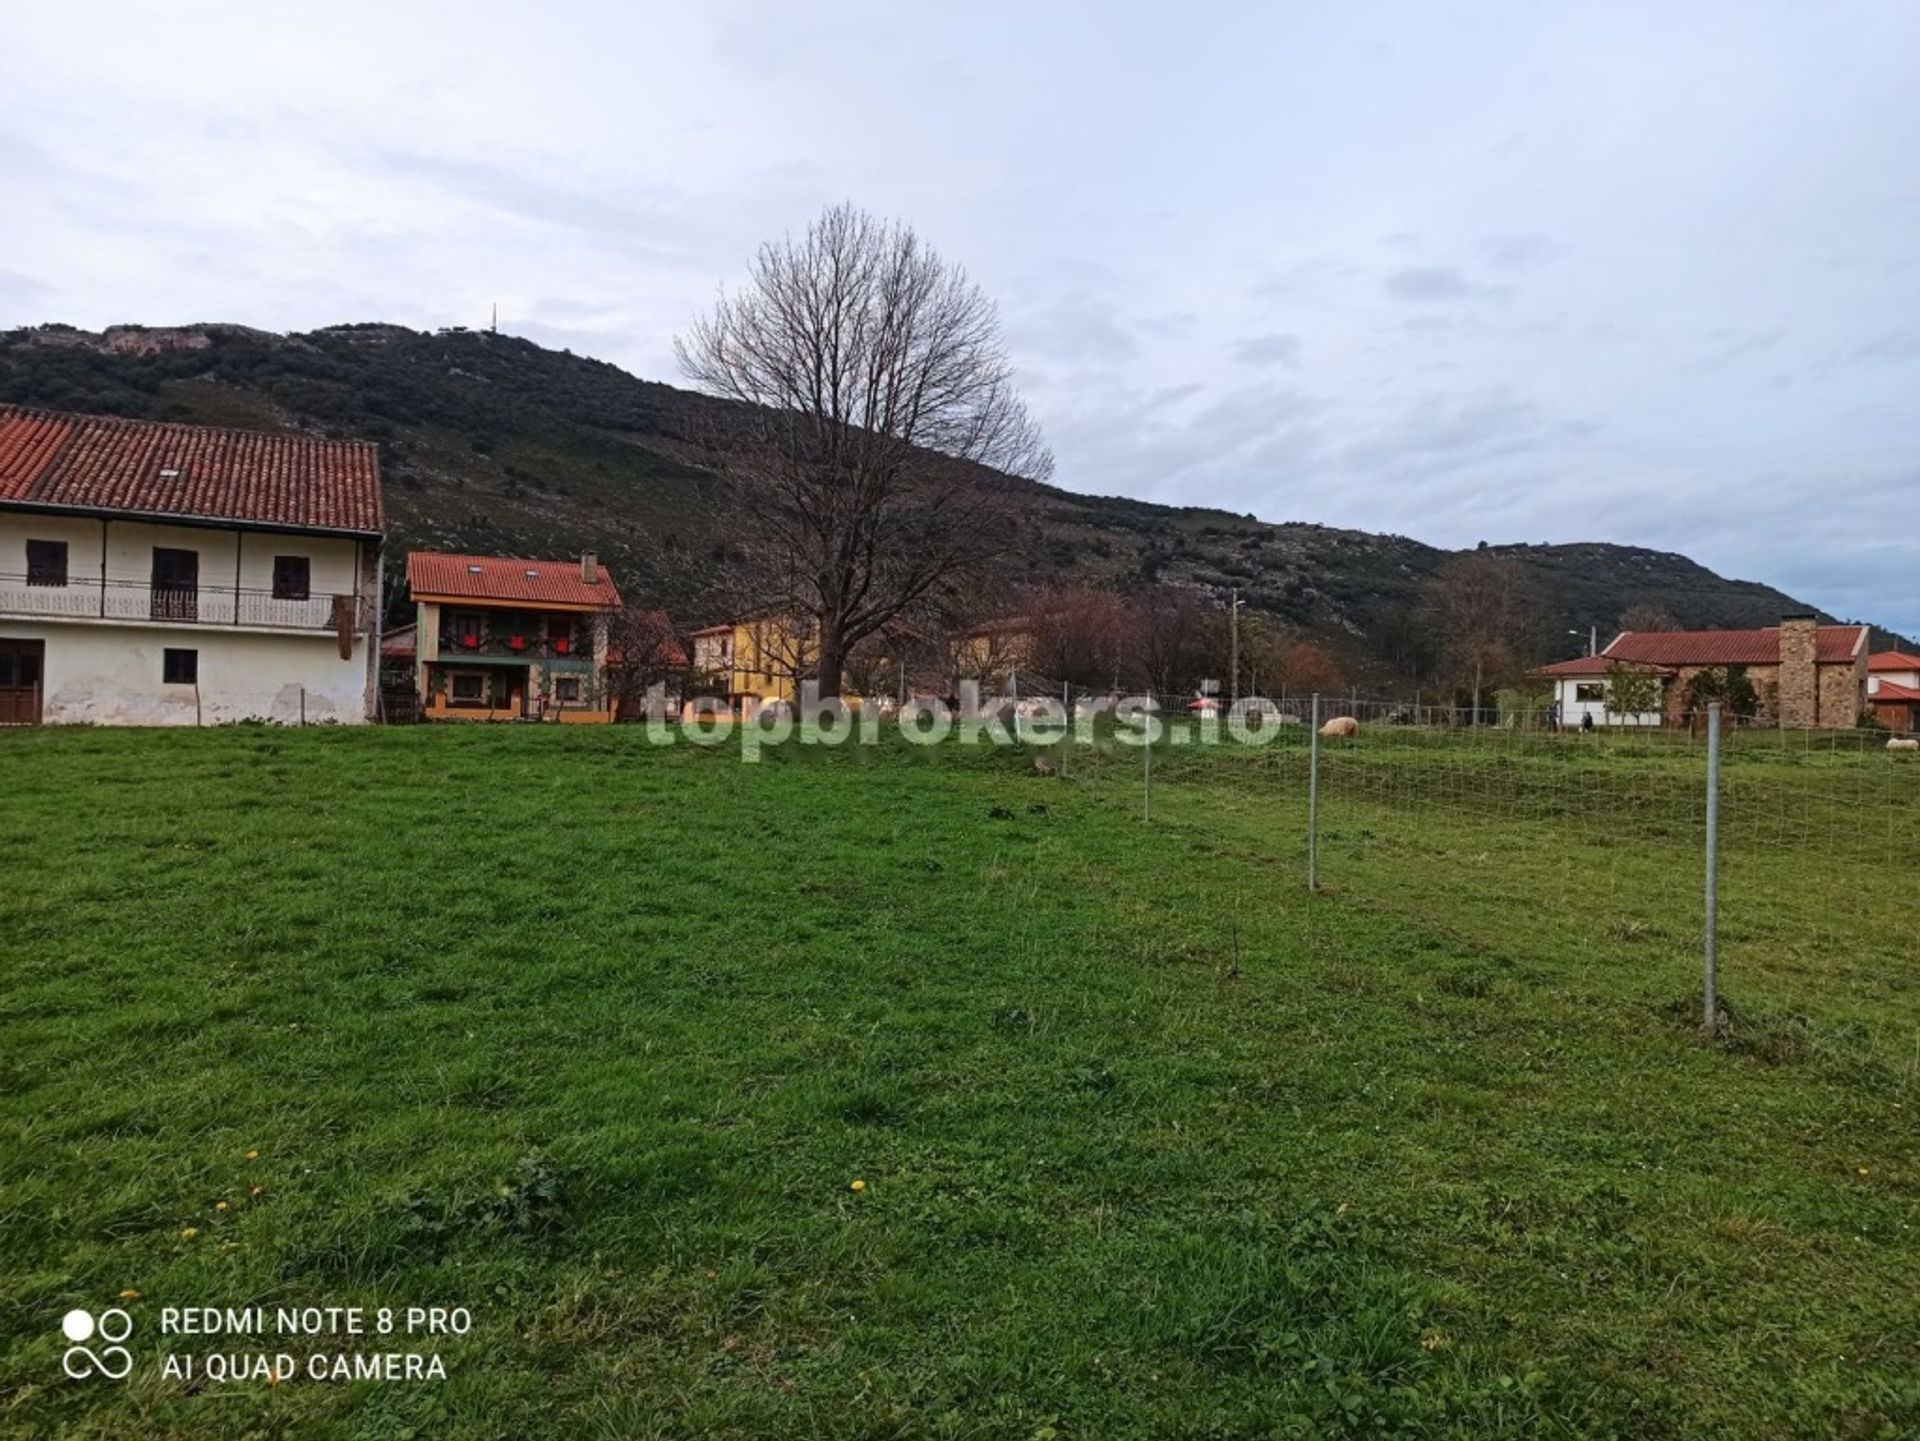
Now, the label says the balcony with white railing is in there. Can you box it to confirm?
[0,574,346,631]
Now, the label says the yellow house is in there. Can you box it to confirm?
[688,615,817,712]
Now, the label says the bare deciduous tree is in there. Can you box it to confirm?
[677,203,1052,698]
[1127,586,1218,697]
[1422,552,1547,720]
[605,606,688,710]
[1273,638,1346,696]
[1619,601,1680,634]
[1026,585,1129,691]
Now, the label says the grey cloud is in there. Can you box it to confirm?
[364,146,751,259]
[1188,386,1318,444]
[1249,255,1360,302]
[1697,325,1787,371]
[1847,329,1920,365]
[1383,265,1511,304]
[1342,392,1590,474]
[1008,295,1139,364]
[1231,333,1303,367]
[1141,381,1206,414]
[1479,233,1563,272]
[0,269,53,312]
[1042,382,1323,500]
[1136,312,1197,338]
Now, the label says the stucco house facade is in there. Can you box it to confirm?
[1535,615,1869,729]
[688,616,816,714]
[0,405,384,726]
[405,551,622,721]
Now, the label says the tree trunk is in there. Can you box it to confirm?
[816,622,846,701]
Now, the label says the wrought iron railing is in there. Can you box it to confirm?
[0,574,343,630]
[436,628,590,660]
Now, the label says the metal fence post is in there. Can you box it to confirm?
[1308,693,1321,893]
[1061,681,1070,779]
[1143,695,1153,822]
[1703,702,1722,1034]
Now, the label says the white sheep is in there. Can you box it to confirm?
[1319,715,1359,738]
[1889,737,1919,752]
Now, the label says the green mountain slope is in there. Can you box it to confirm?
[2,322,1898,673]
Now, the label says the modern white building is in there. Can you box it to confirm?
[0,405,384,725]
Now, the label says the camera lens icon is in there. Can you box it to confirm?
[61,1307,133,1380]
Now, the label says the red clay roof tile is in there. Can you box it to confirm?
[406,552,622,608]
[1533,655,1671,678]
[1605,625,1865,667]
[0,404,382,534]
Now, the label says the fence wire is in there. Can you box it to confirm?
[1046,692,1920,1088]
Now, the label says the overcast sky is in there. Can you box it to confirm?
[7,2,1916,636]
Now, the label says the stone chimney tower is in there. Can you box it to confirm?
[581,551,599,586]
[1776,612,1818,728]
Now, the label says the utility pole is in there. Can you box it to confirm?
[1229,589,1240,709]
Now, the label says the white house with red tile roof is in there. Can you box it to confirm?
[1533,615,1870,729]
[0,405,384,725]
[1867,651,1920,733]
[1531,653,1671,728]
[404,551,622,721]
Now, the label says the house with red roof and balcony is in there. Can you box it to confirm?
[0,404,384,725]
[404,550,623,721]
[1533,614,1869,729]
[1867,651,1920,734]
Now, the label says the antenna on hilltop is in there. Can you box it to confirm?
[490,302,498,334]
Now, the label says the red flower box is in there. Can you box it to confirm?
[510,636,526,651]
[555,638,571,655]
[461,634,477,649]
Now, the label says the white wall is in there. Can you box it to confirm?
[0,512,375,724]
[0,621,370,724]
[1554,677,1663,728]
[0,515,358,595]
[1869,670,1919,697]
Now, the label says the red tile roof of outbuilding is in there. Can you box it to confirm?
[406,552,622,608]
[1605,625,1866,667]
[0,404,383,535]
[1533,624,1868,677]
[1533,655,1672,678]
[1874,680,1920,702]
[1869,651,1920,673]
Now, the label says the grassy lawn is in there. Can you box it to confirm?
[2,724,1916,1438]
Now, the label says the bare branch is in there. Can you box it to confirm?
[676,203,1051,696]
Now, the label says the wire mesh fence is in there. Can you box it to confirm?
[1030,688,1920,1083]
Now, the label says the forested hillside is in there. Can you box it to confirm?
[3,322,1894,677]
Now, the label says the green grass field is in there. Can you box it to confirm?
[2,724,1916,1439]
